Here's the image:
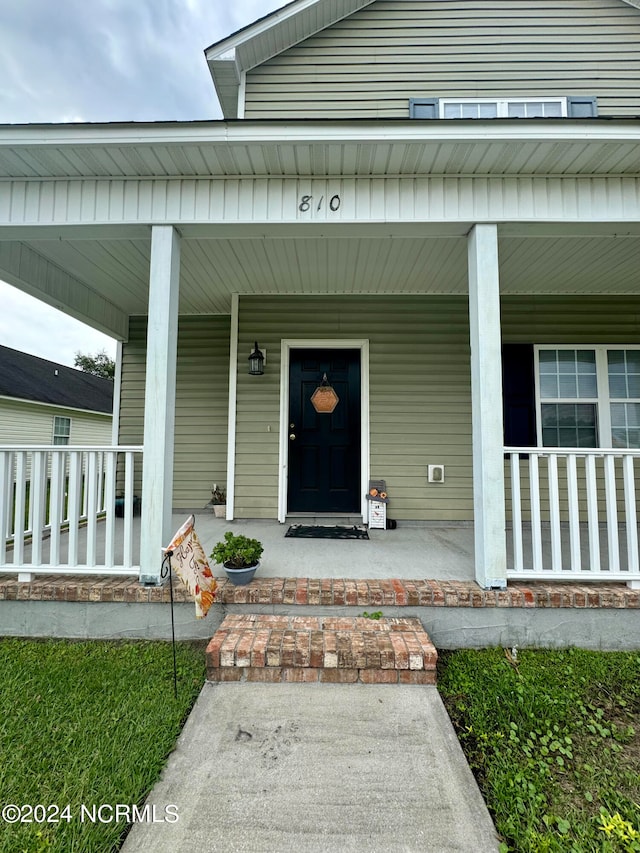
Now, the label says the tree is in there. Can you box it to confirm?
[74,349,115,380]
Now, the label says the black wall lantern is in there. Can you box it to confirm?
[248,341,265,375]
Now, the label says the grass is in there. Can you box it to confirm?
[0,638,205,853]
[438,648,640,853]
[2,638,639,853]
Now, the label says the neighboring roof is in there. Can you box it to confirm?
[0,345,113,414]
[205,0,640,118]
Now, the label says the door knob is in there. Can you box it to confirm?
[289,433,296,440]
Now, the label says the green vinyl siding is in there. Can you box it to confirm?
[245,0,640,119]
[501,297,640,345]
[118,315,230,508]
[118,296,640,522]
[236,295,473,520]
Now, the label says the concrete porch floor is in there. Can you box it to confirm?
[4,511,640,585]
[196,514,476,582]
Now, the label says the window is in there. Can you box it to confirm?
[441,97,566,119]
[53,416,71,445]
[535,347,640,449]
[410,95,597,120]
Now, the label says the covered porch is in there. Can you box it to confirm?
[1,120,640,590]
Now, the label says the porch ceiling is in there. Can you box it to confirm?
[7,228,639,326]
[1,121,638,332]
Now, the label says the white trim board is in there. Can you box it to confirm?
[278,338,370,524]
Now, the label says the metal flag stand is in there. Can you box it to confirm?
[160,549,178,699]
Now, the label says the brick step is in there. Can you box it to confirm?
[206,614,438,685]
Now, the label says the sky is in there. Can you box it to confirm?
[0,0,286,367]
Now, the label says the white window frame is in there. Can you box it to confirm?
[534,345,640,449]
[52,415,71,445]
[439,97,567,119]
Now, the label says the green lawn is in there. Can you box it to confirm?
[438,648,640,853]
[1,639,639,853]
[0,638,205,853]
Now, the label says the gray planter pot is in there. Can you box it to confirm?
[223,561,259,585]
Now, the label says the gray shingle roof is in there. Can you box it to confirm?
[0,345,113,414]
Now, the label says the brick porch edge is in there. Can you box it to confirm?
[0,576,638,608]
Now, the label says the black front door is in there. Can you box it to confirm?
[288,349,361,513]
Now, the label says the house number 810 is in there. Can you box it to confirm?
[298,194,341,213]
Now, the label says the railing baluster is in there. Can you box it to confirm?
[86,453,98,567]
[82,452,89,519]
[123,451,135,569]
[14,452,27,566]
[67,451,82,568]
[604,454,620,573]
[30,452,46,566]
[49,451,63,567]
[566,454,581,572]
[623,454,638,573]
[548,453,562,572]
[585,454,601,573]
[510,453,524,571]
[529,453,543,571]
[104,452,117,568]
[0,452,10,564]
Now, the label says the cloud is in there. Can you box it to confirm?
[0,282,117,367]
[0,0,287,124]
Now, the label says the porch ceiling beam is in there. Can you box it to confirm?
[2,176,639,228]
[0,240,128,340]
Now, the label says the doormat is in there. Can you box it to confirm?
[285,524,369,540]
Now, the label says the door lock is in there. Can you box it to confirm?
[289,433,296,441]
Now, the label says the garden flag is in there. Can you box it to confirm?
[164,515,217,619]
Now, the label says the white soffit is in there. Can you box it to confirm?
[205,0,376,117]
[0,120,639,179]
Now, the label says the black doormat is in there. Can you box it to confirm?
[285,524,369,540]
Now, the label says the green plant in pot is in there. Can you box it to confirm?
[210,531,264,585]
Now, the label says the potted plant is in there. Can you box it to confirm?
[210,531,264,585]
[208,483,226,518]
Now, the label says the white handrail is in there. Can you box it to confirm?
[0,446,143,579]
[505,447,640,586]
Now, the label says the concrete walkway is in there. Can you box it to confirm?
[121,683,500,853]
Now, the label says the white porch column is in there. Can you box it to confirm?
[139,226,181,584]
[467,224,507,589]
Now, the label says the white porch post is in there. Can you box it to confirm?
[139,226,181,584]
[467,224,507,589]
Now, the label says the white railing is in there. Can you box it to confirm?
[0,446,143,580]
[505,447,640,586]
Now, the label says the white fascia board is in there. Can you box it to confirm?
[1,118,639,149]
